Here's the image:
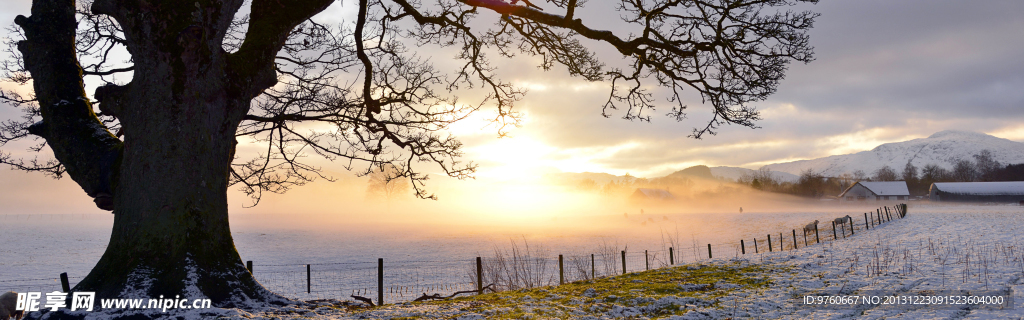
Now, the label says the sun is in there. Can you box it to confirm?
[469,136,558,182]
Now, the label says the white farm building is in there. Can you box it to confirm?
[838,181,910,202]
[929,182,1024,202]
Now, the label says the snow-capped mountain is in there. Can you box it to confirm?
[764,130,1024,177]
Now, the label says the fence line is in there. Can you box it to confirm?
[7,205,911,305]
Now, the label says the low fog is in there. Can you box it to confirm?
[1,161,902,262]
[2,168,921,281]
[222,170,879,248]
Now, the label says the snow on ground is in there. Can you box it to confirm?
[22,203,1020,319]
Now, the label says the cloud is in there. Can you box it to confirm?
[2,0,1022,211]
[459,0,1024,178]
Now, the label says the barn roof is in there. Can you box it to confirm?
[859,181,910,196]
[839,181,909,197]
[930,182,1024,195]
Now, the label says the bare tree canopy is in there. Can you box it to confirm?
[972,149,1002,181]
[0,0,819,306]
[901,162,918,183]
[872,165,898,182]
[367,163,411,202]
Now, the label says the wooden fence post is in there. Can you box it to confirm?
[476,257,483,294]
[306,264,311,294]
[559,254,564,285]
[591,254,595,279]
[802,229,808,247]
[792,230,798,249]
[779,233,783,250]
[378,258,384,306]
[849,218,854,235]
[669,248,674,265]
[768,234,773,252]
[708,244,712,259]
[865,212,870,230]
[60,272,70,292]
[741,240,746,254]
[814,224,820,243]
[754,238,759,253]
[832,220,837,240]
[621,251,626,274]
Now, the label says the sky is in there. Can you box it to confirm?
[0,0,1023,216]
[446,0,1024,180]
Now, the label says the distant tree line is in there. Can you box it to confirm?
[738,167,852,198]
[571,166,737,199]
[567,152,1024,201]
[574,173,691,197]
[740,149,1024,198]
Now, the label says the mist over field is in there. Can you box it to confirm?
[2,169,872,279]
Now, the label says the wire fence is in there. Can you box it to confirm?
[250,259,479,302]
[2,205,910,305]
[0,277,80,294]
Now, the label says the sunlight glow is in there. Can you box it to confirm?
[442,181,614,224]
[518,81,549,92]
[445,110,507,137]
[548,142,642,175]
[987,125,1024,142]
[469,136,557,182]
[814,128,923,156]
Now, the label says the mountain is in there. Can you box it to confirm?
[545,171,627,185]
[550,165,799,186]
[665,165,714,180]
[664,165,800,182]
[708,166,800,183]
[765,130,1024,177]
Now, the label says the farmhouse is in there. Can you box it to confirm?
[928,182,1024,202]
[838,181,910,202]
[629,188,675,202]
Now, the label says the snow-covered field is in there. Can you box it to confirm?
[214,203,1023,320]
[3,203,1023,319]
[0,207,866,297]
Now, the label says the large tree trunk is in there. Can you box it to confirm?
[77,97,280,305]
[73,0,287,307]
[77,47,278,305]
[16,0,329,309]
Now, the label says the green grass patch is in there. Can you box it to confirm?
[409,261,783,319]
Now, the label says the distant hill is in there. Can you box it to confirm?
[545,171,629,185]
[547,130,1024,184]
[764,130,1024,177]
[550,165,798,185]
[665,165,714,180]
[708,166,799,183]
